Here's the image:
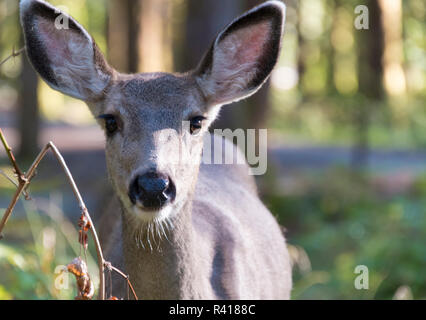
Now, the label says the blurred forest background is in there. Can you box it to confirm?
[0,0,425,299]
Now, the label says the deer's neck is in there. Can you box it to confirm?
[121,201,202,299]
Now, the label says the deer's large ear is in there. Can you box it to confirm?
[194,1,286,106]
[20,0,113,101]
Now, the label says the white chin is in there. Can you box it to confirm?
[132,205,173,222]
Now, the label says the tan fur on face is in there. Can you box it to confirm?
[95,73,212,223]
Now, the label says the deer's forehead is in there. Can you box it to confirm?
[101,74,205,132]
[109,73,202,109]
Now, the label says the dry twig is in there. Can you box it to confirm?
[0,129,136,300]
[105,261,139,300]
[0,46,25,68]
[0,138,106,299]
[0,128,25,183]
[67,257,95,300]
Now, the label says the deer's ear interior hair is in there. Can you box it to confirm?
[20,0,112,101]
[194,1,286,106]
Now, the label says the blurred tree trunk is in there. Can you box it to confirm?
[297,0,306,96]
[378,0,406,96]
[108,0,172,73]
[107,0,132,72]
[326,0,337,95]
[352,0,384,169]
[127,0,140,73]
[175,0,242,72]
[18,42,40,158]
[137,0,173,72]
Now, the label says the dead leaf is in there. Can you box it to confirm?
[78,212,91,250]
[67,257,94,300]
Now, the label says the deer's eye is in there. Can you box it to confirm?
[98,114,119,137]
[190,116,206,135]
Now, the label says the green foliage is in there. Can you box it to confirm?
[0,197,99,300]
[265,170,426,299]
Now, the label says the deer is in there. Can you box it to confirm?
[20,0,292,299]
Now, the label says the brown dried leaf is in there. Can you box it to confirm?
[78,212,91,232]
[67,257,94,300]
[78,212,91,250]
[78,229,88,250]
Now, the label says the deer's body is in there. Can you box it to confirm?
[21,0,292,299]
[105,134,291,299]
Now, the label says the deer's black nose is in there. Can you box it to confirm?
[128,171,176,210]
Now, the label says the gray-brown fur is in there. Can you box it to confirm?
[20,0,292,299]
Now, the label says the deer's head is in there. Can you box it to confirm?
[20,0,286,223]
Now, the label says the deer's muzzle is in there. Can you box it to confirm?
[128,171,176,210]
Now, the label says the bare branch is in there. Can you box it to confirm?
[0,46,25,68]
[105,261,139,300]
[0,169,30,199]
[0,129,136,300]
[0,177,28,240]
[0,128,25,183]
[45,142,107,300]
[0,139,105,300]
